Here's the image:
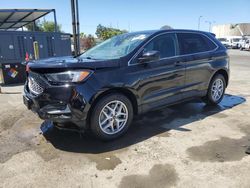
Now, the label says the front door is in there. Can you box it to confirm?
[128,33,186,112]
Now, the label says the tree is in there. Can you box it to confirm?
[25,20,62,32]
[25,20,43,31]
[95,24,127,40]
[42,20,62,32]
[80,34,96,51]
[80,32,86,38]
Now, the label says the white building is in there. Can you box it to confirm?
[212,23,250,38]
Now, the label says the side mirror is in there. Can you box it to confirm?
[138,50,160,63]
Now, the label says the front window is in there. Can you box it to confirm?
[144,33,177,58]
[80,32,152,60]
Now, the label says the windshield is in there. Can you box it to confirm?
[80,32,151,60]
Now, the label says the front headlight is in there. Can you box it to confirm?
[45,70,92,83]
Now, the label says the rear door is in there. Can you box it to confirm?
[128,33,186,112]
[177,32,218,97]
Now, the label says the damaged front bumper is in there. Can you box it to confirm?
[23,72,93,131]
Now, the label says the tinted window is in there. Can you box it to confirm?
[177,33,217,55]
[143,33,177,59]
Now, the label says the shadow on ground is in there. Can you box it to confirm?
[42,94,246,154]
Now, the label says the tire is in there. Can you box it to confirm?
[90,93,133,140]
[202,74,226,105]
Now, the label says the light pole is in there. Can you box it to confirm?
[71,0,80,56]
[205,20,216,32]
[198,16,203,30]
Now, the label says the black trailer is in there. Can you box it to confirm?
[0,9,72,85]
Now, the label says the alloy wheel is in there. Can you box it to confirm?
[98,100,128,135]
[211,78,224,101]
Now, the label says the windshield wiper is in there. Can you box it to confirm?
[73,52,84,58]
[80,56,100,60]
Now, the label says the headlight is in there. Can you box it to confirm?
[45,70,92,83]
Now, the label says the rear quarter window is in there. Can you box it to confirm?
[177,33,217,55]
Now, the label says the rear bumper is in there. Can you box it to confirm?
[23,74,95,130]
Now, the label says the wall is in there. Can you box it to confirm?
[212,23,250,37]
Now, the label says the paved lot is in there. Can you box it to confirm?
[0,50,250,188]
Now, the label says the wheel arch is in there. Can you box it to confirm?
[86,87,139,127]
[210,69,229,87]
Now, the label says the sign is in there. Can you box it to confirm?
[8,68,18,78]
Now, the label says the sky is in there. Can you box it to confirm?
[1,0,250,35]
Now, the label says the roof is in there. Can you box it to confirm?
[0,9,54,30]
[128,29,214,37]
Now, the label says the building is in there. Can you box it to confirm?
[212,23,250,38]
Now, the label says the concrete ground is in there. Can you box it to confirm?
[0,50,250,188]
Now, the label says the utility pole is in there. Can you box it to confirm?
[71,0,80,56]
[205,20,215,32]
[198,16,203,30]
[75,0,80,54]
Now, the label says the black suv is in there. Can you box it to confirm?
[23,29,229,140]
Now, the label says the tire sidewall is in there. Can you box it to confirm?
[90,93,133,140]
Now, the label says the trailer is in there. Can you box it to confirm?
[0,9,72,85]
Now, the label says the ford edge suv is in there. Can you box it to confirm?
[23,29,229,140]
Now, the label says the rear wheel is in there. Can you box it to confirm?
[90,93,133,140]
[202,74,226,105]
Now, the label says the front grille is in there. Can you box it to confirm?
[28,77,44,95]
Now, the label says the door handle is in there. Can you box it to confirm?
[174,61,183,66]
[208,56,214,61]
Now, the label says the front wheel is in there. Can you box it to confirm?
[90,93,133,140]
[202,74,226,105]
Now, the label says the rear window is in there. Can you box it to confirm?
[177,33,217,55]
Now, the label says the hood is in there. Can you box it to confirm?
[28,56,120,72]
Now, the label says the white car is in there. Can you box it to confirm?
[231,38,241,49]
[240,39,250,51]
[218,37,242,49]
[217,38,231,48]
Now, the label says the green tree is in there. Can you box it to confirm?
[80,32,86,38]
[95,24,127,40]
[25,20,62,32]
[25,20,43,31]
[42,20,62,32]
